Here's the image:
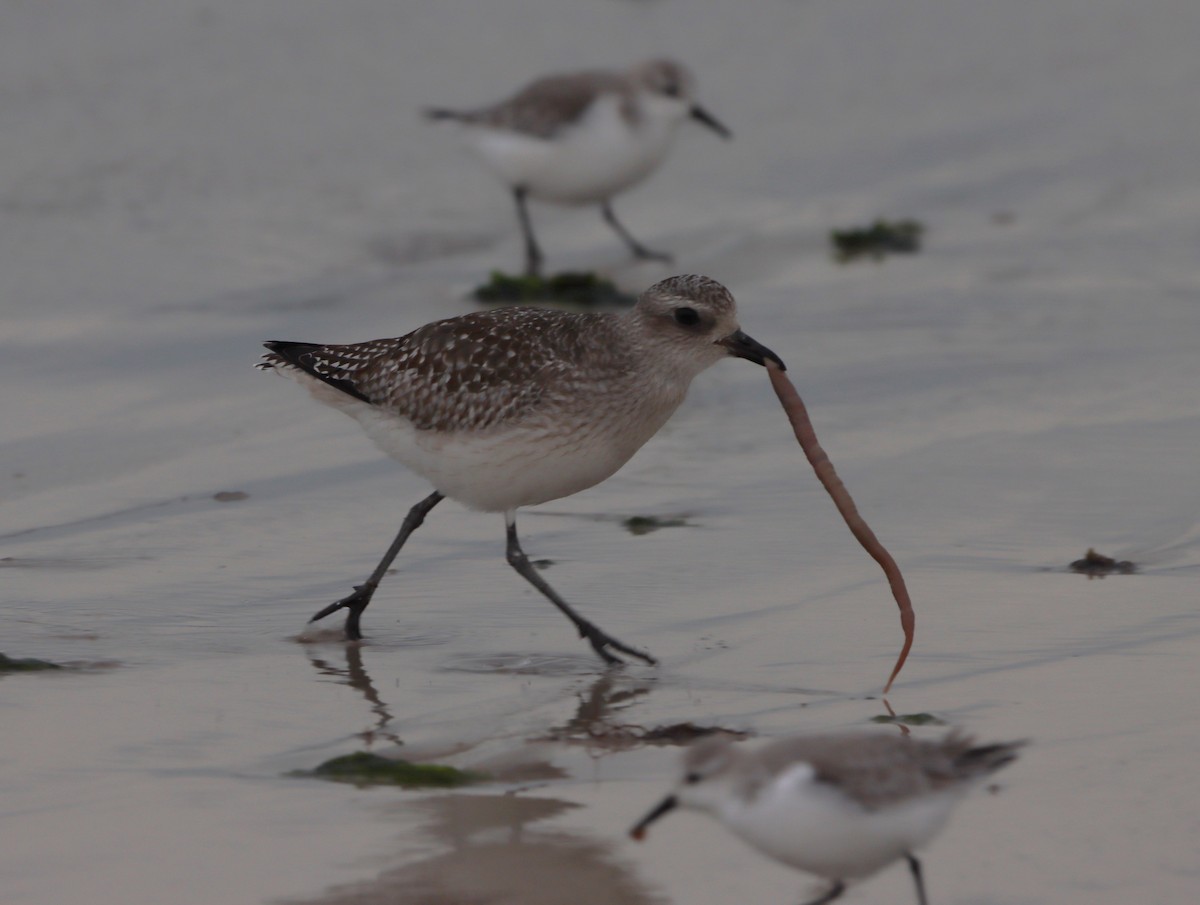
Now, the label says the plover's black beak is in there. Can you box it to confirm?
[630,794,678,841]
[690,105,732,139]
[719,330,786,371]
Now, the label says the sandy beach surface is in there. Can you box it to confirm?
[3,2,1199,903]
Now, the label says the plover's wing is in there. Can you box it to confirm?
[430,71,631,139]
[259,308,596,433]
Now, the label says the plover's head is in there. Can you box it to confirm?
[630,735,746,839]
[629,59,731,139]
[630,275,784,378]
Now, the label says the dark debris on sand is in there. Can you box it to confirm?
[1069,548,1136,578]
[537,721,750,752]
[622,515,692,536]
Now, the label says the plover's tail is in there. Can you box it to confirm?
[255,341,320,373]
[255,341,373,405]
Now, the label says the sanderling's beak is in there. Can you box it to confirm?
[630,794,679,841]
[719,330,786,371]
[690,105,732,139]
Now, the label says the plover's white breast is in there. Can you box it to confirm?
[346,378,686,513]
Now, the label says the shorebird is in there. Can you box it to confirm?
[256,274,782,664]
[631,731,1024,905]
[425,59,731,275]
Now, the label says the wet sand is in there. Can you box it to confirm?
[3,1,1200,903]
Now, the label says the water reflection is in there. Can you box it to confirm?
[299,647,717,757]
[538,674,748,751]
[306,645,401,748]
[543,674,652,742]
[284,793,663,905]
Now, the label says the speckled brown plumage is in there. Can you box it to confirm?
[257,275,761,445]
[261,307,632,433]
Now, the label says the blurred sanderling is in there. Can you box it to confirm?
[632,731,1024,905]
[426,59,730,275]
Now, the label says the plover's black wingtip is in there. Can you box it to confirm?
[256,341,295,371]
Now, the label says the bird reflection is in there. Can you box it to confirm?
[539,674,746,751]
[282,793,661,905]
[306,644,401,748]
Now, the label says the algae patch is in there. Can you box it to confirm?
[292,752,485,788]
[831,219,925,263]
[472,271,636,307]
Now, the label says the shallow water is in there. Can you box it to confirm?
[4,1,1200,903]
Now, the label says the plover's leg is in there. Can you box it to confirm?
[309,491,445,640]
[504,511,656,666]
[512,187,544,277]
[601,201,673,263]
[800,880,846,905]
[905,854,928,905]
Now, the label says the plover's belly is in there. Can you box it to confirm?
[731,781,959,879]
[352,404,654,512]
[469,97,675,205]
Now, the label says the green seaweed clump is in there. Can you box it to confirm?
[0,653,62,672]
[472,271,636,307]
[831,219,925,263]
[870,712,946,726]
[622,515,691,536]
[294,752,485,788]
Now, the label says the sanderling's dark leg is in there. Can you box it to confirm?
[601,201,672,263]
[905,853,928,905]
[513,187,544,277]
[800,880,846,905]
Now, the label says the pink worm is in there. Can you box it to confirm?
[767,363,914,694]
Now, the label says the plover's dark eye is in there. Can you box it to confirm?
[684,772,702,785]
[673,307,700,327]
[661,81,681,98]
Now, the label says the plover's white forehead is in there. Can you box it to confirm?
[629,58,697,100]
